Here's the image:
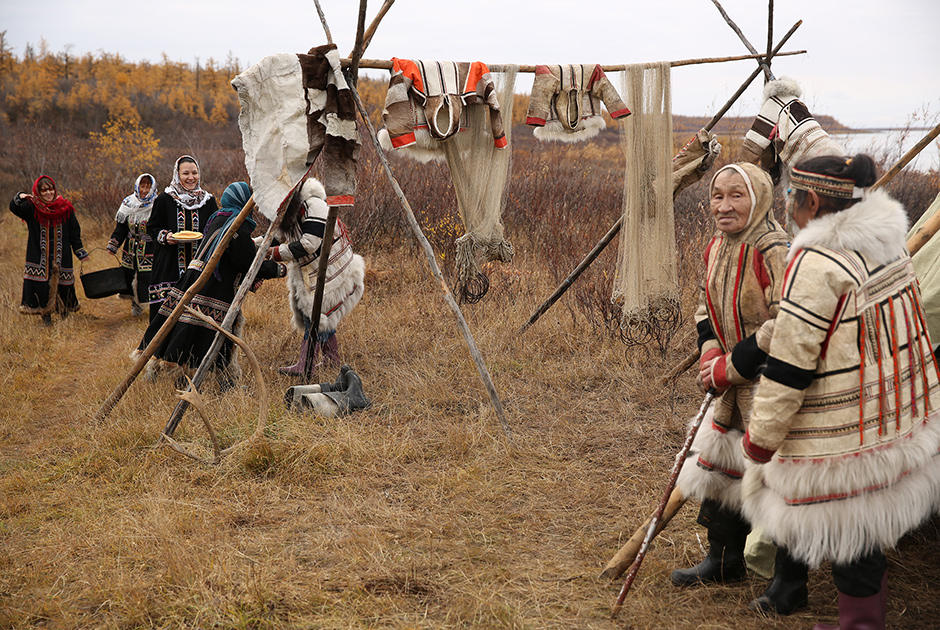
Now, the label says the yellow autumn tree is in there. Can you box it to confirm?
[88,116,162,189]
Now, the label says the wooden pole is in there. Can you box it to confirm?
[162,222,275,437]
[611,390,716,617]
[709,0,773,81]
[356,0,394,59]
[340,49,805,73]
[95,197,258,421]
[519,21,802,335]
[349,0,368,84]
[312,0,333,45]
[302,206,338,380]
[349,80,512,439]
[766,0,775,83]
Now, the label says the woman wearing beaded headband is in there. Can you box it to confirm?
[741,153,940,630]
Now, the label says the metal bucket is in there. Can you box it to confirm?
[80,253,130,299]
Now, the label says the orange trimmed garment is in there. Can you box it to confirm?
[381,58,507,155]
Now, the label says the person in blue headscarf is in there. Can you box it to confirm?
[136,182,286,387]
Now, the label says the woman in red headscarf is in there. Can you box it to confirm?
[9,175,88,324]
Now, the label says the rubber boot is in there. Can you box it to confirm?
[749,546,809,615]
[813,573,887,630]
[279,333,314,376]
[671,527,747,586]
[672,500,748,587]
[321,333,341,366]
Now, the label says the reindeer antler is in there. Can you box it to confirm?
[161,306,270,464]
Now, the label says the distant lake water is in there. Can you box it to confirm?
[832,128,940,173]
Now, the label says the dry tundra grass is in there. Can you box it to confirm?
[2,132,940,629]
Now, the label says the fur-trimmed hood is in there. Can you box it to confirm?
[787,189,909,265]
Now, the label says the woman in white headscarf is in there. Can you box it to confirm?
[671,162,806,615]
[107,173,157,316]
[146,155,218,321]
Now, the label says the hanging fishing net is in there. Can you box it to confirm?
[611,62,680,347]
[440,67,518,303]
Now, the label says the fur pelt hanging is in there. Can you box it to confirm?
[231,44,360,219]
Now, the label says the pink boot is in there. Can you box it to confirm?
[813,573,887,630]
[321,333,342,366]
[279,335,316,376]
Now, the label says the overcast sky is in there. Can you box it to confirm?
[2,0,938,129]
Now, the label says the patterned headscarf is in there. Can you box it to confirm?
[115,173,157,222]
[165,155,212,210]
[200,182,256,261]
[30,175,75,227]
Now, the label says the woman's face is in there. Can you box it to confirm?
[138,177,152,197]
[178,162,200,191]
[38,181,56,203]
[789,189,818,230]
[710,170,752,234]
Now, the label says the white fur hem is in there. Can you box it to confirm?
[533,117,606,143]
[676,407,746,509]
[741,414,940,568]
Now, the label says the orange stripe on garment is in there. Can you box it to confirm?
[859,311,866,446]
[907,288,932,415]
[704,239,728,351]
[901,298,919,420]
[463,61,491,94]
[888,297,902,434]
[392,57,425,94]
[731,243,747,343]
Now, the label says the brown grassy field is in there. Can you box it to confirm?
[2,123,940,629]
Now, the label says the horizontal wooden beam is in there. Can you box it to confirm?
[340,49,805,72]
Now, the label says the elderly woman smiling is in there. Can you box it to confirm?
[672,162,805,615]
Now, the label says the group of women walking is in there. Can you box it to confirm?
[9,154,364,385]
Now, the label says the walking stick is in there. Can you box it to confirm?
[611,389,716,618]
[519,20,802,335]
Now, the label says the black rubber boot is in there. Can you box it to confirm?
[671,500,748,587]
[749,546,809,615]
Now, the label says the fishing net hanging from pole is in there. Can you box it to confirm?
[441,67,518,303]
[611,62,680,347]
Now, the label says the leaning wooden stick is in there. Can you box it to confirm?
[893,121,940,255]
[600,488,688,581]
[519,21,802,335]
[95,196,257,421]
[163,221,274,438]
[710,0,773,81]
[611,389,717,617]
[349,81,512,438]
[357,0,395,55]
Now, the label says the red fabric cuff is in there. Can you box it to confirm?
[743,431,776,464]
[712,353,731,390]
[700,348,722,369]
[525,116,546,127]
[271,246,282,262]
[609,108,632,119]
[494,135,508,149]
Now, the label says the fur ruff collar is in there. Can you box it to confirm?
[787,189,909,266]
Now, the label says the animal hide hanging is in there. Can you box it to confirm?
[231,44,361,220]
